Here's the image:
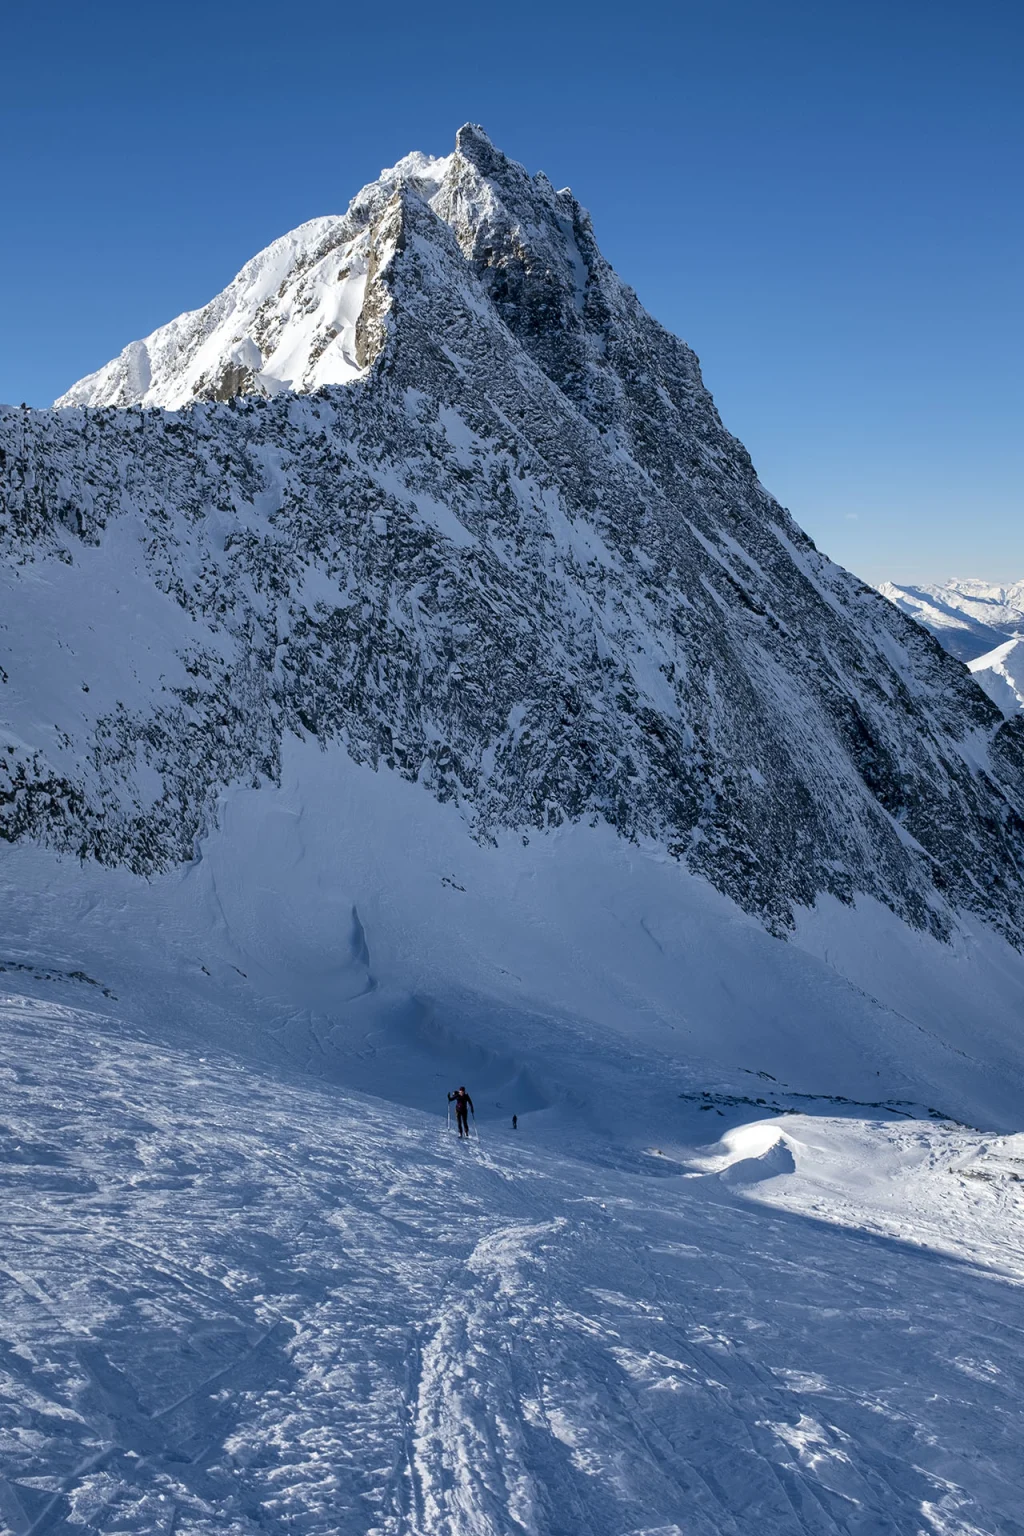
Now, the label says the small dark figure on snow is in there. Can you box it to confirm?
[512,1114,517,1130]
[448,1085,474,1138]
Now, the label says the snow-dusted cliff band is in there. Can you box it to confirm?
[4,124,1024,943]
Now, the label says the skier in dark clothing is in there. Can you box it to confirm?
[448,1086,474,1138]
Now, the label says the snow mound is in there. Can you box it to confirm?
[719,1136,797,1185]
[690,1121,799,1184]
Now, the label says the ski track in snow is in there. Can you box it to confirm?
[2,992,1023,1535]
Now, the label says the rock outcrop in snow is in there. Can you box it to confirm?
[5,125,1024,944]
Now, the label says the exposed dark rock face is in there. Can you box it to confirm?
[201,357,263,403]
[3,127,1024,942]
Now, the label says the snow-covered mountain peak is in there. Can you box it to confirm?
[12,127,1024,949]
[879,578,1024,661]
[53,125,625,417]
[53,143,458,412]
[454,121,498,157]
[345,146,453,227]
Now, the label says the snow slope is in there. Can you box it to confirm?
[4,735,1024,1138]
[7,740,1023,1532]
[879,579,1024,662]
[968,637,1024,717]
[3,962,1024,1535]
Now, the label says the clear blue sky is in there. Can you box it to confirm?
[2,0,1020,585]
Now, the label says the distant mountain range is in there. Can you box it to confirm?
[878,578,1024,662]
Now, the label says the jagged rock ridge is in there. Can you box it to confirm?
[4,125,1024,943]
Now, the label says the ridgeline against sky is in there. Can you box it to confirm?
[2,0,1021,583]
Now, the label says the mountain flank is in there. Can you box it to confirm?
[4,125,1024,945]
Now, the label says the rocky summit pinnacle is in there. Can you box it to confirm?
[5,127,1024,943]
